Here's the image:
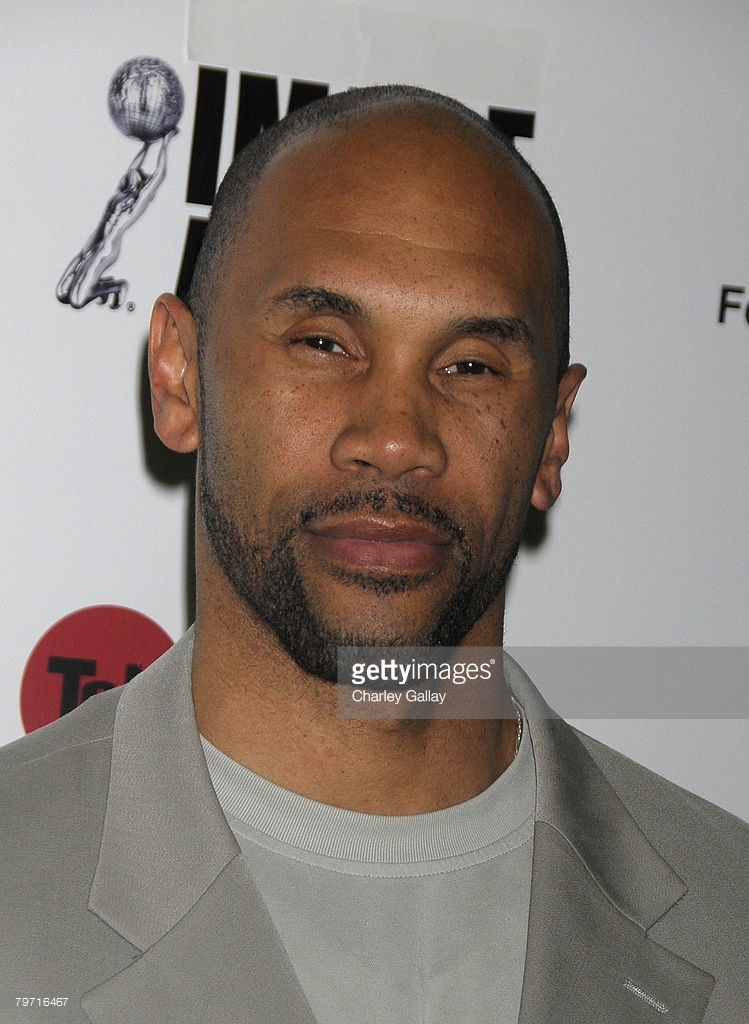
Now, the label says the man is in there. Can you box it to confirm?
[1,86,746,1023]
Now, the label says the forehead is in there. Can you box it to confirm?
[221,107,559,353]
[255,108,553,249]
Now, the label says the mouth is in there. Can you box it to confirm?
[304,514,453,577]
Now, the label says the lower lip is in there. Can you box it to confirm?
[305,533,450,576]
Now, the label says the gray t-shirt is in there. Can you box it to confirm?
[202,718,535,1024]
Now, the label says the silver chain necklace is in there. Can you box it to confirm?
[510,695,524,758]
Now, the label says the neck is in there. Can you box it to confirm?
[191,567,516,815]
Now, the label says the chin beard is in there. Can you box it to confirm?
[200,476,520,682]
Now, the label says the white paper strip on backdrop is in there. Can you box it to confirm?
[187,0,549,109]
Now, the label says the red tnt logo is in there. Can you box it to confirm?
[20,606,172,732]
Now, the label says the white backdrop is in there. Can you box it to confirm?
[2,0,747,817]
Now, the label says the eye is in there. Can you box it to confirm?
[443,359,498,376]
[294,335,346,354]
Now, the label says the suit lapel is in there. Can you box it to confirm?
[504,655,715,1023]
[82,630,317,1024]
[82,856,316,1024]
[519,820,714,1022]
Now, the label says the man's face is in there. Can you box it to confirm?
[196,111,576,680]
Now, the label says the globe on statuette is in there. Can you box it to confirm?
[108,56,184,142]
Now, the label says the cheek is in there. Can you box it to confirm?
[257,381,345,481]
[448,400,547,543]
[203,371,342,515]
[451,393,535,471]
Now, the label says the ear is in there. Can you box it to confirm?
[530,363,586,511]
[148,293,200,453]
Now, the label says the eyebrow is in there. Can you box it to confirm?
[266,285,368,320]
[446,315,535,353]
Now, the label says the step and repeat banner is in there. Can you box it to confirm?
[1,0,747,815]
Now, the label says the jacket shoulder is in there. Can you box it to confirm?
[575,727,749,849]
[0,683,123,770]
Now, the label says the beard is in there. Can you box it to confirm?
[200,471,521,682]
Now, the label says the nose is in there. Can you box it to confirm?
[330,369,447,481]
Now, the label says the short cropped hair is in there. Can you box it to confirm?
[188,84,570,378]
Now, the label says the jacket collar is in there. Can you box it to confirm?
[88,628,233,950]
[83,627,317,1024]
[504,653,715,1022]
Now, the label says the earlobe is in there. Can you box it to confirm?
[148,293,200,454]
[530,363,586,511]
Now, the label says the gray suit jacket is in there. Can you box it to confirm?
[1,629,746,1023]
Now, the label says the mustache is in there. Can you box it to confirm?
[296,488,467,544]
